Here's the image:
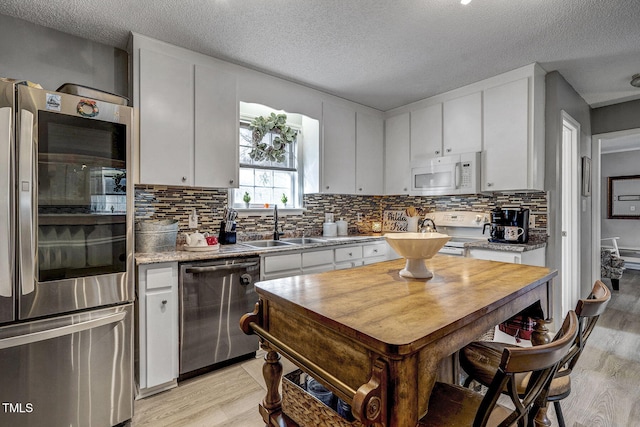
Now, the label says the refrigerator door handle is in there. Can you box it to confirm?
[0,311,126,350]
[18,109,35,295]
[0,106,12,298]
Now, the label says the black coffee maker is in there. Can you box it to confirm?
[484,207,530,243]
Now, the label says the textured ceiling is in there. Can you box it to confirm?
[1,0,640,111]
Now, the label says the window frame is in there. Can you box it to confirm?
[230,116,304,211]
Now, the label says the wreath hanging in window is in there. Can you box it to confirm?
[246,113,297,163]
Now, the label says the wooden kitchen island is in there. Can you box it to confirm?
[240,255,556,427]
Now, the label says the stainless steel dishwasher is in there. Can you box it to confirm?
[179,257,260,377]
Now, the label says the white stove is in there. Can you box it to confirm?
[423,211,490,256]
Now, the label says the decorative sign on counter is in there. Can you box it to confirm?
[383,210,408,232]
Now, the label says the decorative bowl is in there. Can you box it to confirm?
[384,232,451,279]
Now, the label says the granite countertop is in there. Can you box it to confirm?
[134,235,386,265]
[134,234,547,265]
[466,240,547,252]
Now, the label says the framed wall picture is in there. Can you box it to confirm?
[581,156,591,197]
[608,175,640,219]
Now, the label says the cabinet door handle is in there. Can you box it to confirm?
[435,150,440,155]
[487,182,494,187]
[181,176,187,182]
[358,187,363,191]
[229,179,234,185]
[161,300,167,305]
[326,186,330,190]
[373,249,378,253]
[446,148,452,153]
[348,252,353,257]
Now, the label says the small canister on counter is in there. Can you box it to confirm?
[336,218,348,236]
[323,222,337,237]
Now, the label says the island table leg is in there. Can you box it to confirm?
[259,345,283,425]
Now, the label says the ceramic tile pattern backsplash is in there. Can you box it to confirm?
[135,185,548,243]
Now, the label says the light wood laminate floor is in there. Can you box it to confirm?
[132,270,640,427]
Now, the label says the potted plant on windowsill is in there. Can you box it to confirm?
[243,191,251,208]
[281,193,288,207]
[246,113,297,163]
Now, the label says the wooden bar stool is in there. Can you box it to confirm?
[419,310,578,427]
[459,280,611,427]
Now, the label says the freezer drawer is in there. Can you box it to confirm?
[0,304,133,426]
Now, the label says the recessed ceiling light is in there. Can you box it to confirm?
[461,0,472,4]
[631,74,640,88]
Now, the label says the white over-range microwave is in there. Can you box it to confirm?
[410,152,481,196]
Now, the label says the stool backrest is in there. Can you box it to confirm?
[566,280,611,371]
[474,310,578,427]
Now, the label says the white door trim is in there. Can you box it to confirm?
[591,128,640,285]
[560,110,580,317]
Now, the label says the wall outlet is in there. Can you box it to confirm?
[189,209,198,229]
[529,214,536,228]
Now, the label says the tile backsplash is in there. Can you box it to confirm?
[135,185,547,243]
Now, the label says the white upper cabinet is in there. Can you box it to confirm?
[482,69,545,192]
[442,91,482,155]
[138,48,194,186]
[356,112,384,195]
[483,78,529,191]
[315,103,384,195]
[194,64,239,188]
[410,103,442,160]
[133,35,239,188]
[384,113,411,194]
[388,63,545,194]
[409,92,481,163]
[322,101,356,194]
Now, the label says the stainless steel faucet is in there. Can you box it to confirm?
[420,218,438,233]
[273,205,283,240]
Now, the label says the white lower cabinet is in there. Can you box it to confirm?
[335,245,363,263]
[335,245,365,270]
[137,262,179,398]
[362,242,388,265]
[262,253,302,280]
[261,241,394,280]
[302,250,334,271]
[145,291,175,386]
[468,247,545,267]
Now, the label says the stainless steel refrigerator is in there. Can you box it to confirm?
[0,79,134,426]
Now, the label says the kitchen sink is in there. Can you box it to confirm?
[281,237,327,245]
[241,240,297,248]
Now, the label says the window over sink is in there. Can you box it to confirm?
[231,102,318,210]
